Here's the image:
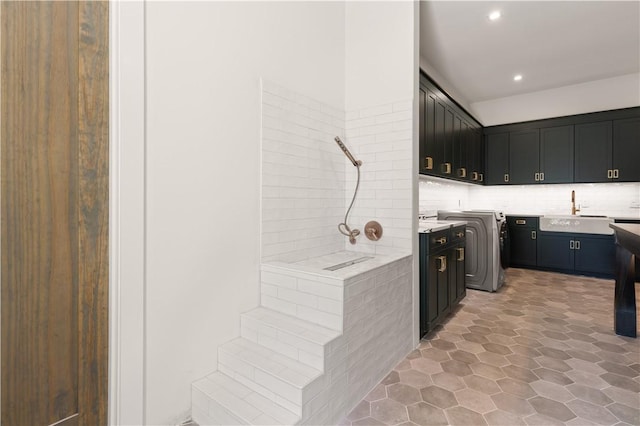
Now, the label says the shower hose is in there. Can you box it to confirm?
[338,164,361,244]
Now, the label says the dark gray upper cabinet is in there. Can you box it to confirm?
[540,125,574,184]
[419,73,484,184]
[613,117,640,182]
[574,121,613,183]
[509,129,540,184]
[485,133,509,185]
[485,107,639,185]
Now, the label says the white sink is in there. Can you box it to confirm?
[539,215,614,235]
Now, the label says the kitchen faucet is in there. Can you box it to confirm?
[571,190,580,215]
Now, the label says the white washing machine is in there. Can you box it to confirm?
[437,210,508,292]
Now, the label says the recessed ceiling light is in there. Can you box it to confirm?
[488,10,501,21]
[513,74,523,81]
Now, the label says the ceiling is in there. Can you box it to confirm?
[420,1,640,104]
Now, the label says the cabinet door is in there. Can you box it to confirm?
[443,108,454,176]
[436,253,450,321]
[509,129,539,184]
[453,115,466,179]
[419,87,428,173]
[613,117,640,182]
[422,88,437,174]
[455,245,466,301]
[540,125,574,184]
[428,254,440,326]
[537,233,574,272]
[574,121,612,183]
[434,97,447,176]
[485,133,510,185]
[470,127,484,183]
[509,228,537,267]
[574,236,615,277]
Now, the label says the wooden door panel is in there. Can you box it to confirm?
[1,2,108,425]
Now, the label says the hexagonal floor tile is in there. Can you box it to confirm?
[528,396,576,422]
[454,388,496,414]
[370,398,409,425]
[387,383,422,405]
[406,402,448,426]
[420,385,458,409]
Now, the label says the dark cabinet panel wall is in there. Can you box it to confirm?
[613,117,640,182]
[422,69,639,186]
[509,129,540,184]
[509,215,616,278]
[574,121,612,183]
[419,73,483,184]
[419,226,466,338]
[540,125,574,184]
[485,133,509,184]
[507,217,538,267]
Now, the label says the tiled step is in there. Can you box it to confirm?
[240,307,341,371]
[218,337,325,416]
[192,371,300,425]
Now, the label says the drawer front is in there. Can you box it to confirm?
[429,229,450,252]
[451,225,466,244]
[507,216,539,229]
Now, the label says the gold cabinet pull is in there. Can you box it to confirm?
[535,172,540,181]
[458,167,467,178]
[613,169,619,179]
[437,255,447,272]
[456,231,465,238]
[504,173,509,182]
[540,172,544,181]
[436,237,447,245]
[515,219,526,225]
[471,171,479,181]
[607,169,613,179]
[441,162,452,174]
[456,247,465,261]
[424,156,433,170]
[479,173,484,182]
[531,230,536,240]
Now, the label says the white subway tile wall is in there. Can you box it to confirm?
[419,175,640,218]
[261,80,346,262]
[344,101,414,254]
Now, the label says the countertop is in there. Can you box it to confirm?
[419,219,466,233]
[610,223,640,257]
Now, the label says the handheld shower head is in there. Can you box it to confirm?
[334,136,361,167]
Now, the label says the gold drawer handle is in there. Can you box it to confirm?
[456,247,465,262]
[436,237,447,245]
[458,167,467,178]
[424,157,433,170]
[441,162,452,174]
[437,255,447,272]
[456,231,465,238]
[471,171,479,181]
[515,219,526,225]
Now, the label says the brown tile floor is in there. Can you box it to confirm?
[341,268,640,426]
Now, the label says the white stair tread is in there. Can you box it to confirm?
[243,307,340,344]
[220,338,322,388]
[194,372,299,425]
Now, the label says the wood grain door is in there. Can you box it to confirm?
[1,2,109,425]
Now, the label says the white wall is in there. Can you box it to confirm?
[345,1,415,111]
[471,73,640,126]
[144,2,345,424]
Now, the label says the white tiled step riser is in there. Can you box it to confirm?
[192,386,248,425]
[217,350,326,416]
[240,316,326,371]
[260,269,344,331]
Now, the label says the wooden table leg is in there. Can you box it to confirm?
[614,244,637,337]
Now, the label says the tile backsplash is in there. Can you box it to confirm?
[420,175,640,218]
[344,100,414,254]
[261,80,346,262]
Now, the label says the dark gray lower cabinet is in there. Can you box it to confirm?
[420,226,466,338]
[507,216,538,267]
[537,232,615,277]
